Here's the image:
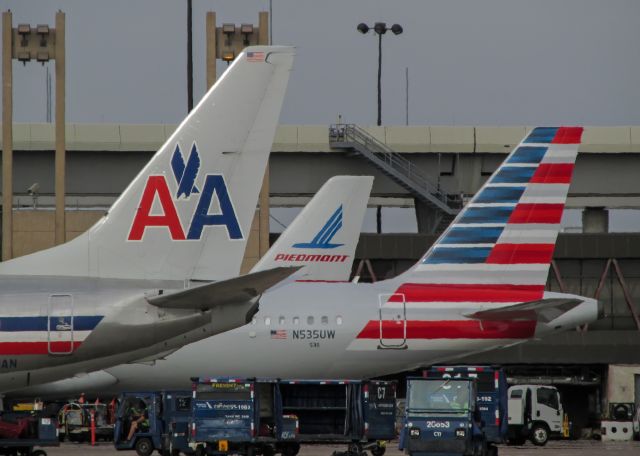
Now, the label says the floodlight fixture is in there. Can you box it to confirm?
[240,23,254,45]
[17,24,30,47]
[36,24,50,46]
[17,51,30,64]
[356,21,404,126]
[36,52,49,64]
[373,22,387,34]
[222,51,235,62]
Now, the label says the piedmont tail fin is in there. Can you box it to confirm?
[0,46,294,281]
[252,176,373,281]
[392,126,583,301]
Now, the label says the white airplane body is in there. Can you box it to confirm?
[0,46,297,392]
[20,126,602,397]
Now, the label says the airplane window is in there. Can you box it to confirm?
[321,316,329,325]
[264,317,271,326]
[293,317,300,325]
[279,316,286,325]
[336,316,343,325]
[307,316,314,325]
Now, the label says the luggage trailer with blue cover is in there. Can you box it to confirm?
[278,379,396,456]
[188,378,299,456]
[188,378,396,456]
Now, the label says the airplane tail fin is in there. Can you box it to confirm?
[391,126,583,302]
[252,176,373,282]
[0,46,294,281]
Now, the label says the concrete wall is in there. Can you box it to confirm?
[606,364,640,408]
[12,210,103,258]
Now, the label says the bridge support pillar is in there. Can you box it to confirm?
[583,207,609,233]
[415,199,441,234]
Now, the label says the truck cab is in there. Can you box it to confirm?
[507,385,563,446]
[401,377,495,456]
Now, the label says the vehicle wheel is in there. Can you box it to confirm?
[195,445,205,456]
[171,450,181,456]
[370,444,386,456]
[281,443,300,456]
[507,436,526,446]
[486,444,498,456]
[263,445,275,456]
[136,437,155,456]
[530,424,549,446]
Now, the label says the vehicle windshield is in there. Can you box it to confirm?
[407,379,471,415]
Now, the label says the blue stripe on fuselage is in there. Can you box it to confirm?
[0,316,103,331]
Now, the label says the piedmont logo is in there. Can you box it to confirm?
[274,205,348,263]
[128,143,242,241]
[293,205,344,249]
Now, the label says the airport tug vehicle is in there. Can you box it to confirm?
[113,390,194,456]
[424,367,508,447]
[401,377,497,456]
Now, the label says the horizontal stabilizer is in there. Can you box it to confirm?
[148,267,300,311]
[465,298,583,323]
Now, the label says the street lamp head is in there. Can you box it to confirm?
[357,23,369,34]
[391,23,403,35]
[374,22,387,35]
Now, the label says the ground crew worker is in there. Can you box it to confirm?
[126,400,149,441]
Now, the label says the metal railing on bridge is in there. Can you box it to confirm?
[329,124,460,220]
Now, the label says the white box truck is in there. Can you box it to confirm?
[507,385,564,446]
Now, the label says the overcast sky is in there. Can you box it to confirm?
[3,0,640,126]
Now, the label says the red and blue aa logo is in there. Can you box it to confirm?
[128,143,242,241]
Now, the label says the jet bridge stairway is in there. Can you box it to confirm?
[329,124,460,233]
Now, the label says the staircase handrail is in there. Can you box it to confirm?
[329,124,449,205]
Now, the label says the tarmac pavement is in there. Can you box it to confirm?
[35,440,640,455]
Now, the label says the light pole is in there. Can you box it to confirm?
[357,22,403,126]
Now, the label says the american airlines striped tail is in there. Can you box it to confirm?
[392,126,583,304]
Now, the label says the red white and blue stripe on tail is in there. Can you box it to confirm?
[353,126,583,346]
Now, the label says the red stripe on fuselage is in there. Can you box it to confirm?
[486,243,555,264]
[356,320,537,339]
[0,341,82,355]
[551,126,584,144]
[389,284,545,303]
[508,203,564,224]
[530,164,574,184]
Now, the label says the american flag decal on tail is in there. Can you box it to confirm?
[247,51,265,62]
